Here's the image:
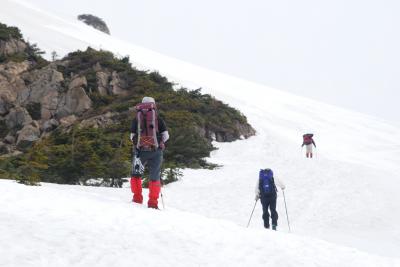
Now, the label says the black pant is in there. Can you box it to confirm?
[260,196,278,228]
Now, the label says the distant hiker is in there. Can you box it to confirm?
[301,133,316,158]
[255,168,285,230]
[130,96,169,209]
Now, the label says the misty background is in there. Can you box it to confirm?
[29,0,400,124]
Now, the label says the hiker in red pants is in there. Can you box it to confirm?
[301,133,316,158]
[130,97,169,209]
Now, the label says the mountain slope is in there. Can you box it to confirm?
[1,0,400,260]
[1,180,398,267]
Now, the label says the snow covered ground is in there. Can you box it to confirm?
[1,180,399,267]
[1,0,400,266]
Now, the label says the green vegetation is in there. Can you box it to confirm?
[0,23,47,66]
[0,45,253,186]
[0,22,22,41]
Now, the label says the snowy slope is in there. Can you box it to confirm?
[1,180,399,267]
[1,0,400,264]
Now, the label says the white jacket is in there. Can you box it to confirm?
[255,176,285,198]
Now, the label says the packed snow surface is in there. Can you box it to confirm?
[0,180,399,267]
[1,0,400,266]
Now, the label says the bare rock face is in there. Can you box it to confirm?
[68,75,87,90]
[0,61,30,115]
[59,115,77,127]
[16,122,40,149]
[235,121,256,139]
[19,64,64,120]
[80,112,118,128]
[96,71,109,96]
[59,87,92,116]
[0,95,13,116]
[3,134,15,144]
[0,38,27,56]
[41,118,59,132]
[5,106,32,131]
[110,71,126,95]
[0,141,11,154]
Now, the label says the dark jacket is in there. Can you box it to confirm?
[130,117,167,144]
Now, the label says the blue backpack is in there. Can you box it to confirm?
[259,169,277,197]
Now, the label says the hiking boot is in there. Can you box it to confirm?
[264,224,270,229]
[272,225,277,231]
[148,203,159,209]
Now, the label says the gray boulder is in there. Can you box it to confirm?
[5,106,32,130]
[0,141,11,154]
[16,123,40,149]
[41,119,59,132]
[0,38,27,56]
[3,134,15,144]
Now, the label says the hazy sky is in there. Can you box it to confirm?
[31,0,400,124]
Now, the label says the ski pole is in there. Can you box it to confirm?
[247,199,258,228]
[282,190,291,232]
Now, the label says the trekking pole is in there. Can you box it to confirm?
[247,199,258,228]
[282,190,291,232]
[160,191,165,209]
[160,178,165,210]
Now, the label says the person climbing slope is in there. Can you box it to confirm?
[255,168,285,230]
[130,96,169,209]
[301,133,316,158]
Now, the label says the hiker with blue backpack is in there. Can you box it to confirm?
[255,168,285,230]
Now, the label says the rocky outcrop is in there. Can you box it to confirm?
[19,64,64,120]
[41,118,59,132]
[110,71,125,95]
[96,71,109,96]
[0,37,256,158]
[3,134,15,144]
[77,14,110,35]
[68,75,87,90]
[5,106,32,131]
[0,38,27,56]
[16,122,40,149]
[0,141,11,154]
[0,61,30,115]
[80,112,119,128]
[57,76,91,116]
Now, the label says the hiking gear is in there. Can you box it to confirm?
[132,148,144,176]
[130,177,143,204]
[259,169,277,197]
[148,180,161,209]
[247,199,258,228]
[142,96,155,104]
[135,102,159,150]
[272,225,277,231]
[261,196,278,228]
[255,194,260,201]
[160,191,165,209]
[303,133,314,145]
[283,190,291,232]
